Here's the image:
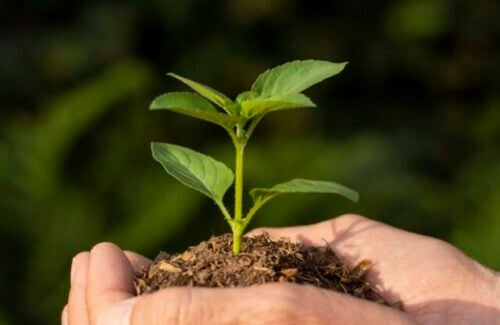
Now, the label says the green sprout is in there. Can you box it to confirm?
[150,60,359,255]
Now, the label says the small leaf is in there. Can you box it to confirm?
[239,93,316,118]
[167,73,236,115]
[152,142,234,203]
[250,178,359,205]
[236,91,258,103]
[251,60,347,97]
[150,92,243,128]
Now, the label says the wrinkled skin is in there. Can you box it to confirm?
[63,214,500,324]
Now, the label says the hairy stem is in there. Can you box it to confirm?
[216,201,233,225]
[232,125,246,254]
[241,197,269,230]
[232,224,243,255]
[245,115,264,139]
[234,142,245,223]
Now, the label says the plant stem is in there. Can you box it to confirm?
[232,125,246,254]
[234,142,245,223]
[241,198,267,229]
[216,201,233,225]
[232,223,243,255]
[245,114,264,139]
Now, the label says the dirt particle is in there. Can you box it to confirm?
[158,262,182,273]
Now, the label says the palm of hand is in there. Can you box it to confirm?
[255,215,499,324]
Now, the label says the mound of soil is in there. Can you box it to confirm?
[134,233,387,305]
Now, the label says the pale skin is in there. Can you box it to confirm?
[62,214,500,324]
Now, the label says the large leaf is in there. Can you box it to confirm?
[167,73,236,115]
[239,93,316,118]
[250,178,359,205]
[251,60,347,97]
[151,142,234,203]
[150,92,242,128]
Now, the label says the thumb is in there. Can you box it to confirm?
[128,283,415,324]
[86,242,137,325]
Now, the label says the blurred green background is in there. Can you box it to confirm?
[0,0,499,323]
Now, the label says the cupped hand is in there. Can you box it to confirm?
[62,214,499,324]
[250,214,500,324]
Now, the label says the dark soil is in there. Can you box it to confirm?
[134,233,387,305]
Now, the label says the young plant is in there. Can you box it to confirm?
[150,60,359,255]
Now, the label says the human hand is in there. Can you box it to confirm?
[62,214,499,324]
[251,214,500,324]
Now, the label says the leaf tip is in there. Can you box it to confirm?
[351,191,360,203]
[167,72,182,81]
[150,142,163,156]
[149,99,159,110]
[339,61,349,69]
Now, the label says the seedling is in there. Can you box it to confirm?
[150,60,359,255]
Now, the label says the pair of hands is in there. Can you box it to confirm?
[63,214,500,324]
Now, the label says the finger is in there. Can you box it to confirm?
[129,283,415,324]
[248,214,374,263]
[86,242,136,325]
[61,304,68,325]
[248,213,380,244]
[68,252,90,325]
[248,214,422,265]
[124,251,152,273]
[247,218,340,246]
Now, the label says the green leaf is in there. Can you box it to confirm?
[250,178,359,205]
[167,73,236,115]
[235,91,258,103]
[150,92,243,128]
[251,60,347,97]
[151,142,234,203]
[239,93,316,118]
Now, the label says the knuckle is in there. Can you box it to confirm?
[258,284,329,324]
[151,287,193,324]
[258,284,302,321]
[172,287,193,324]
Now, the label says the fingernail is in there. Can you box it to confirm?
[97,298,137,325]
